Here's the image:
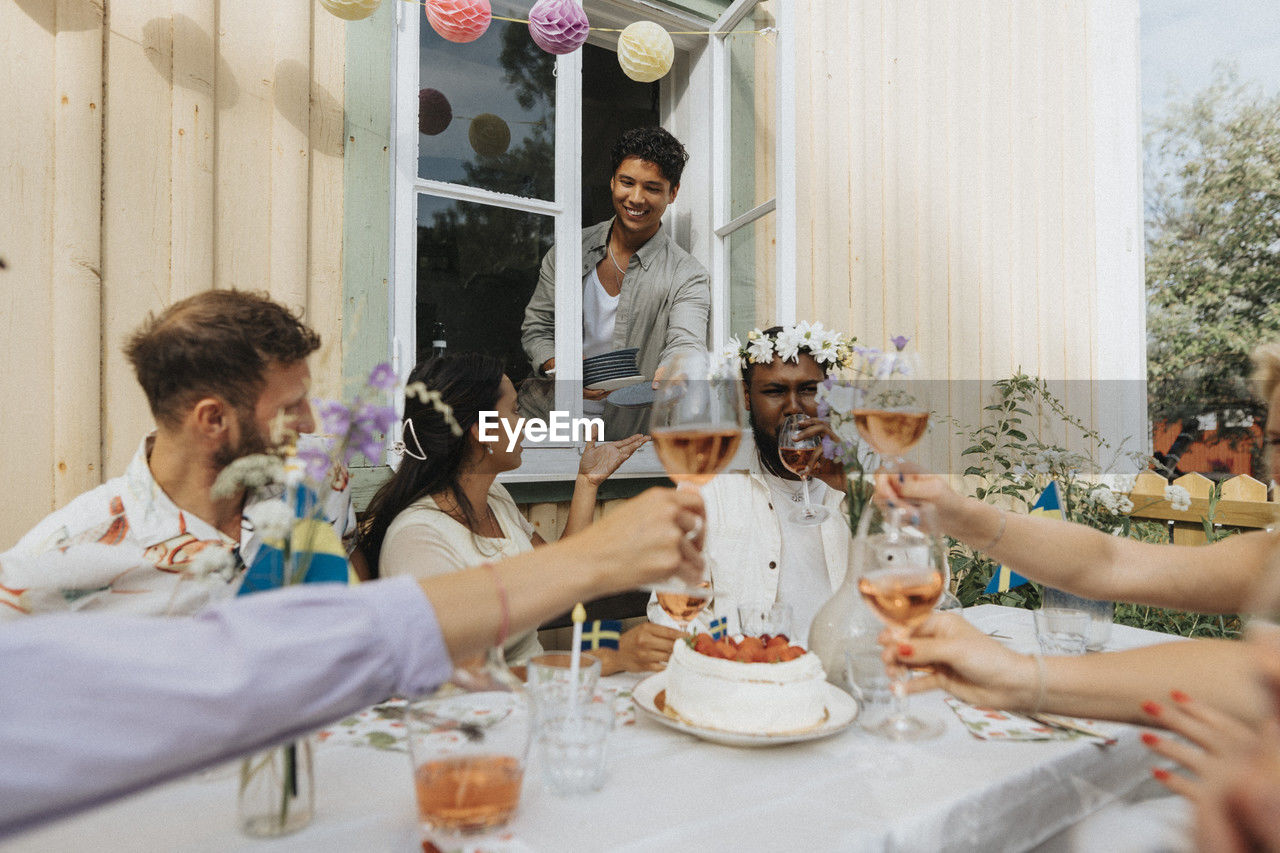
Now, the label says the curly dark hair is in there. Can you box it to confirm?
[123,289,321,428]
[610,126,689,187]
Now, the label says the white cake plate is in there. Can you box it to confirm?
[631,671,858,747]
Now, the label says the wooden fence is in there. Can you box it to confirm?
[1127,471,1277,546]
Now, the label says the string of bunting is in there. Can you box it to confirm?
[319,0,776,83]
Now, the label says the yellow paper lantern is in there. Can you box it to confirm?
[318,0,381,21]
[617,21,674,83]
[425,0,492,44]
[469,113,511,157]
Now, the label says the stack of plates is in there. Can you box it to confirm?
[583,348,644,392]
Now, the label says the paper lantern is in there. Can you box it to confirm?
[418,88,453,136]
[528,0,590,55]
[469,113,511,157]
[318,0,381,21]
[425,0,491,44]
[617,21,674,83]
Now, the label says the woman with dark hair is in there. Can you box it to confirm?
[359,352,681,670]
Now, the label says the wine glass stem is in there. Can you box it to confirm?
[887,627,911,720]
[800,475,812,515]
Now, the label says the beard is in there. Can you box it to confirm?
[750,412,793,480]
[212,409,271,471]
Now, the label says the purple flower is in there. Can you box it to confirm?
[295,444,332,484]
[316,399,352,435]
[816,399,830,419]
[367,362,398,391]
[890,335,910,352]
[362,402,399,435]
[821,435,838,460]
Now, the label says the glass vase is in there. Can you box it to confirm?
[405,646,531,849]
[808,506,893,725]
[238,738,314,838]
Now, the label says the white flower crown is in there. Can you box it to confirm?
[722,321,857,371]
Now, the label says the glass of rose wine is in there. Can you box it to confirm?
[656,579,714,634]
[778,413,830,526]
[853,345,928,535]
[649,351,747,594]
[856,513,947,740]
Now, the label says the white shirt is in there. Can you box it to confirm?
[763,472,837,646]
[379,482,543,664]
[582,266,620,415]
[0,436,356,619]
[648,451,851,641]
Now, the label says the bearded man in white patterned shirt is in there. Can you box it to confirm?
[648,323,856,646]
[0,289,355,618]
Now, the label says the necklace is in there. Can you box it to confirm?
[606,239,627,279]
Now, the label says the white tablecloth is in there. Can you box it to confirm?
[3,606,1185,853]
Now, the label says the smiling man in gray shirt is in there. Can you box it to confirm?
[521,126,710,439]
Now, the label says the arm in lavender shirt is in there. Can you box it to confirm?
[0,577,451,838]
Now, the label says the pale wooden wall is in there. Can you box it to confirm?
[794,0,1144,472]
[0,0,346,545]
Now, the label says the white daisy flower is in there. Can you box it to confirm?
[245,499,296,542]
[773,327,803,362]
[747,335,775,364]
[1165,484,1192,512]
[188,546,237,582]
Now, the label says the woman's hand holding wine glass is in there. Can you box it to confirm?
[856,513,947,740]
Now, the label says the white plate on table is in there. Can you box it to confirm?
[631,671,858,747]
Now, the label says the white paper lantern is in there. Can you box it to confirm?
[617,20,674,83]
[318,0,381,21]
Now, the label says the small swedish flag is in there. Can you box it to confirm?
[708,615,729,640]
[579,620,622,651]
[984,481,1064,594]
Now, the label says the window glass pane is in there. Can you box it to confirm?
[416,194,553,383]
[728,211,776,336]
[417,2,555,200]
[726,1,777,220]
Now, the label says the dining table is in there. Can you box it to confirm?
[2,605,1188,852]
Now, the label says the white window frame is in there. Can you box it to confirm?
[709,0,796,348]
[388,0,795,482]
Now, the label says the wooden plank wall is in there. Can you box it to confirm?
[794,0,1134,476]
[0,1,347,546]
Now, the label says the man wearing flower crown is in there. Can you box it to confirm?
[0,290,356,619]
[647,322,857,645]
[520,126,710,439]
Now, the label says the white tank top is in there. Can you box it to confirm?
[582,267,620,415]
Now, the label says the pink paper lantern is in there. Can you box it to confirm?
[425,0,492,44]
[527,0,589,55]
[418,88,453,136]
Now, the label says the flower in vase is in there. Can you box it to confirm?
[245,500,295,542]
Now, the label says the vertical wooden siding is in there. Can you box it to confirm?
[0,1,346,545]
[795,0,1140,472]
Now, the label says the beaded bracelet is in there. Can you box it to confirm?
[484,563,509,649]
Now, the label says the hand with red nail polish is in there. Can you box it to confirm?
[1140,683,1280,852]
